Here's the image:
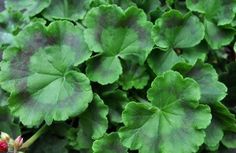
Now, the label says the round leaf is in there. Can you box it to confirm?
[84,5,153,84]
[84,5,153,63]
[86,56,122,85]
[204,19,235,49]
[1,21,91,94]
[0,21,93,126]
[173,60,227,104]
[119,71,212,153]
[152,10,204,50]
[186,0,236,25]
[8,47,92,126]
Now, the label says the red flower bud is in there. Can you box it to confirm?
[0,140,8,153]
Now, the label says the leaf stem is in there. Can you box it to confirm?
[88,53,102,60]
[20,124,48,150]
[64,0,68,16]
[133,94,148,103]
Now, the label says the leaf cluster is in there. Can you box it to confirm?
[0,0,236,153]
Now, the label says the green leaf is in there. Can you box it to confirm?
[205,121,222,151]
[204,19,235,49]
[0,21,93,126]
[101,89,129,123]
[92,133,128,153]
[0,1,234,152]
[152,10,204,50]
[174,62,234,149]
[42,0,90,21]
[86,56,122,85]
[222,132,236,148]
[205,102,236,150]
[5,0,50,17]
[147,49,184,75]
[90,0,108,7]
[119,71,211,153]
[186,0,236,25]
[90,0,136,9]
[84,5,153,84]
[84,5,153,63]
[131,0,161,14]
[9,49,92,126]
[0,21,91,93]
[0,107,21,138]
[72,94,108,150]
[111,0,136,9]
[173,60,227,104]
[180,41,208,65]
[119,60,149,90]
[0,10,26,46]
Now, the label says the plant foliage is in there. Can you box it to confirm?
[0,0,236,153]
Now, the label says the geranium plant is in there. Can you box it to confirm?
[0,0,236,153]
